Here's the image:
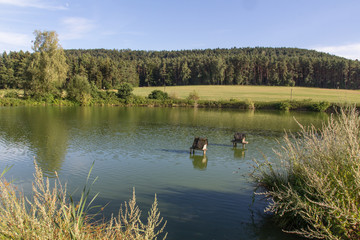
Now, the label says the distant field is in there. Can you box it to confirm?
[133,85,360,104]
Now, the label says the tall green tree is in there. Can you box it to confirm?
[180,61,191,85]
[25,30,68,98]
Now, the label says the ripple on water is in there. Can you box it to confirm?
[0,107,325,240]
[0,139,34,166]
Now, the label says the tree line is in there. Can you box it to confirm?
[1,34,360,92]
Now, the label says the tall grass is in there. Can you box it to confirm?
[253,106,360,239]
[0,161,167,239]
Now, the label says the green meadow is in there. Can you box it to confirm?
[133,85,360,104]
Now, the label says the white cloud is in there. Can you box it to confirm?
[60,17,96,40]
[0,31,32,50]
[0,0,66,10]
[314,43,360,60]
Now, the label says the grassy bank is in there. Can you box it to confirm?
[0,86,359,112]
[252,107,360,239]
[0,162,167,239]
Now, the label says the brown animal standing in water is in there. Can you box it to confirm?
[231,133,248,148]
[190,137,208,155]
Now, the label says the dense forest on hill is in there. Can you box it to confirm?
[1,47,360,90]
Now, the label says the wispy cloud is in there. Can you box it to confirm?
[0,31,31,48]
[0,0,67,10]
[60,17,96,40]
[314,43,360,60]
[118,31,145,36]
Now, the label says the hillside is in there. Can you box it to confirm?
[1,47,360,90]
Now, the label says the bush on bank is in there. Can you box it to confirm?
[252,107,360,239]
[0,90,350,112]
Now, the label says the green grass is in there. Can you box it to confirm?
[133,85,360,104]
[253,107,360,239]
[1,86,359,111]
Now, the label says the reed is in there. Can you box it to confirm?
[253,106,360,239]
[0,161,167,240]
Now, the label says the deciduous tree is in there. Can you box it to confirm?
[25,30,68,98]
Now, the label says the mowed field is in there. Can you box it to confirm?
[134,85,360,104]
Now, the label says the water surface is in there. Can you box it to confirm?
[0,106,328,239]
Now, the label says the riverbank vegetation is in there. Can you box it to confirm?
[0,85,357,113]
[253,107,360,239]
[0,162,167,239]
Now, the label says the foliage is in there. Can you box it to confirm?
[117,83,133,99]
[309,101,331,112]
[245,99,255,109]
[0,86,355,111]
[148,90,169,100]
[66,75,92,105]
[253,107,360,239]
[64,48,360,89]
[0,161,167,239]
[277,101,292,111]
[124,95,147,105]
[3,47,360,92]
[24,30,68,98]
[3,90,19,98]
[187,90,200,101]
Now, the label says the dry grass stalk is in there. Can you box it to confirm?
[253,106,360,240]
[0,162,167,240]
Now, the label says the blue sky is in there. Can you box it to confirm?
[1,0,360,59]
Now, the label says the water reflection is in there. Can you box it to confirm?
[232,148,246,159]
[209,143,233,147]
[159,187,302,240]
[190,155,208,170]
[0,107,69,177]
[159,149,189,154]
[0,106,329,240]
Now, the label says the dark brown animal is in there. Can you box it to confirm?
[231,133,248,148]
[190,137,208,155]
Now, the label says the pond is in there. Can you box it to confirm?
[0,106,328,240]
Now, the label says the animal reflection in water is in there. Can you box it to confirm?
[232,148,246,159]
[190,155,208,170]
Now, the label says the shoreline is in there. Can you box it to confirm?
[0,97,354,112]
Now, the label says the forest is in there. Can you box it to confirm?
[1,46,360,90]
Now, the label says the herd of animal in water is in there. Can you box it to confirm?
[190,132,248,155]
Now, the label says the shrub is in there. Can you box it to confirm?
[89,82,100,99]
[3,90,19,98]
[127,95,147,105]
[148,90,169,100]
[67,75,92,105]
[276,101,291,111]
[117,83,134,99]
[245,99,255,110]
[98,91,117,100]
[309,101,331,112]
[253,107,360,239]
[187,90,200,101]
[0,161,167,239]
